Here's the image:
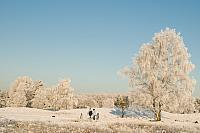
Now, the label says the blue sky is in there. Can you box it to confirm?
[0,0,200,95]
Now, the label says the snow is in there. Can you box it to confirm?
[0,107,200,126]
[0,107,118,125]
[1,107,200,132]
[112,106,154,119]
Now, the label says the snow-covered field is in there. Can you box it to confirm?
[0,107,118,124]
[0,107,200,133]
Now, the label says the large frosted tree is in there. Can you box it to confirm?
[122,28,196,121]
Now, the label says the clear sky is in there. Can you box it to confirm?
[0,0,200,95]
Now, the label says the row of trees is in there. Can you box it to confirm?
[0,76,74,110]
[74,93,115,108]
[0,77,117,110]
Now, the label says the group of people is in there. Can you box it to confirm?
[79,108,100,121]
[88,108,99,120]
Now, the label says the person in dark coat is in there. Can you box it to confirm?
[96,113,99,120]
[88,108,93,118]
[92,109,96,120]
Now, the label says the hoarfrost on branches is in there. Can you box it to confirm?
[0,90,7,108]
[122,28,196,120]
[32,79,74,110]
[4,76,74,110]
[7,76,36,107]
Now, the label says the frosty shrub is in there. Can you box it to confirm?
[121,28,196,120]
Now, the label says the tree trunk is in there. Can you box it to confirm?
[156,109,161,121]
[156,102,162,121]
[153,98,157,120]
[153,99,162,121]
[122,107,125,118]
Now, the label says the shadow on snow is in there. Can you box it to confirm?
[110,105,154,119]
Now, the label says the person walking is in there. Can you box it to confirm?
[88,108,93,118]
[92,109,96,120]
[96,113,99,120]
[80,113,83,120]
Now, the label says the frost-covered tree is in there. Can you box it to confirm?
[32,79,74,110]
[0,90,8,108]
[53,79,74,110]
[121,28,196,121]
[194,97,200,113]
[6,76,44,107]
[7,76,33,107]
[31,87,51,109]
[5,76,74,110]
[25,80,44,107]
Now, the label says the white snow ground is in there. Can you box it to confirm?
[0,107,200,132]
[0,107,119,124]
